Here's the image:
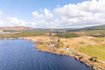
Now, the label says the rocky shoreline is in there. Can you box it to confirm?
[36,45,104,70]
[21,37,105,70]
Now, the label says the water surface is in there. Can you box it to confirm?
[0,39,92,70]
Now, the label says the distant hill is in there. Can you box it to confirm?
[78,24,105,31]
[0,24,105,32]
[0,26,33,31]
[76,24,105,37]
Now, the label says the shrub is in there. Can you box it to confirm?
[55,32,80,38]
[89,57,97,62]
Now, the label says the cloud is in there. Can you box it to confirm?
[1,0,105,28]
[32,0,105,28]
[0,11,2,15]
[0,16,36,27]
[54,0,105,27]
[0,17,28,27]
[0,17,25,27]
[7,17,26,25]
[32,8,55,28]
[32,8,53,21]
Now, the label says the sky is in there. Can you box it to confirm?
[0,0,105,28]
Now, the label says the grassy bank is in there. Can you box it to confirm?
[80,44,105,61]
[24,36,105,70]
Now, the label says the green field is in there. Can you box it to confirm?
[0,31,46,39]
[80,44,105,61]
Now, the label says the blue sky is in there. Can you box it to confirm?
[0,0,85,20]
[0,0,105,28]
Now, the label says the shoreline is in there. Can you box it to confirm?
[36,47,91,69]
[36,45,94,69]
[23,36,105,70]
[1,36,104,70]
